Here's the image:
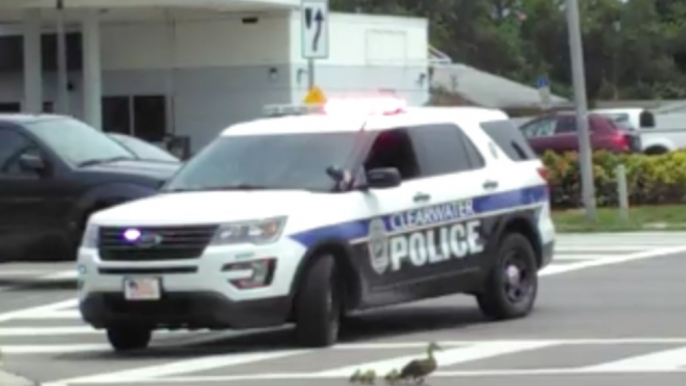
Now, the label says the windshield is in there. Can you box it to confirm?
[24,117,136,166]
[163,132,359,192]
[109,133,179,163]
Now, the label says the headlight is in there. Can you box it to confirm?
[211,216,287,246]
[81,223,99,249]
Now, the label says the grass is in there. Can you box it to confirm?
[552,204,686,232]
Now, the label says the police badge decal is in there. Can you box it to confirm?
[367,218,390,275]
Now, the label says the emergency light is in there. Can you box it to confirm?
[262,96,407,118]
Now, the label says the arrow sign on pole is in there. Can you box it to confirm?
[301,0,329,59]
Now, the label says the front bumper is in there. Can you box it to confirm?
[79,291,291,329]
[76,237,307,329]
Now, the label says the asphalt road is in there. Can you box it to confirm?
[2,232,686,386]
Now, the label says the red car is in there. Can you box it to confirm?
[519,111,642,155]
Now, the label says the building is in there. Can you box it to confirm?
[0,1,429,153]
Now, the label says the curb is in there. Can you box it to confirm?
[0,369,39,386]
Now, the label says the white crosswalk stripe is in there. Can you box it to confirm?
[33,338,686,385]
[1,232,685,385]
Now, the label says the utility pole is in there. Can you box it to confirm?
[565,0,596,221]
[56,0,70,115]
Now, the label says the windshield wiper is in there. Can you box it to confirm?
[78,156,134,167]
[166,184,272,192]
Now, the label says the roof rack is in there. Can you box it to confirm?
[263,104,323,117]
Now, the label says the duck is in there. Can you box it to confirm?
[361,369,377,384]
[384,368,401,384]
[399,342,442,385]
[350,369,363,383]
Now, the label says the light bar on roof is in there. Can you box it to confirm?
[324,96,407,116]
[263,104,322,117]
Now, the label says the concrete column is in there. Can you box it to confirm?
[22,10,42,114]
[82,9,102,130]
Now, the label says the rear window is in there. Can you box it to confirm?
[480,119,538,161]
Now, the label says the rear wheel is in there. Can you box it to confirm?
[476,232,538,320]
[294,254,342,347]
[106,326,152,351]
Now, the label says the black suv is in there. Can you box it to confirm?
[0,114,181,261]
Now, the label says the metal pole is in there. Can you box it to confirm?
[616,164,629,222]
[565,0,596,221]
[307,59,315,91]
[56,0,70,115]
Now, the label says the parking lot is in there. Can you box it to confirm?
[1,232,686,386]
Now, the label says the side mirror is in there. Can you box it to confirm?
[365,167,402,189]
[18,153,47,174]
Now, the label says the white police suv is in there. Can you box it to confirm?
[77,97,555,351]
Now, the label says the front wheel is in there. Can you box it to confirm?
[476,232,538,320]
[294,254,342,347]
[106,326,152,351]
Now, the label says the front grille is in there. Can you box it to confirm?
[98,225,219,261]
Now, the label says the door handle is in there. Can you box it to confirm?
[483,180,499,190]
[413,192,431,203]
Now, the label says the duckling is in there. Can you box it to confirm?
[350,369,363,383]
[399,342,442,385]
[384,368,401,385]
[361,369,377,384]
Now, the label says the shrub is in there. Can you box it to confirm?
[541,150,686,209]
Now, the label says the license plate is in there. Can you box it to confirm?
[123,277,161,301]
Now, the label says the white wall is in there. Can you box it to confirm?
[100,12,292,71]
[287,12,430,105]
[288,12,428,67]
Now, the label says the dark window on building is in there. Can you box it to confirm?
[41,32,83,71]
[0,35,23,72]
[409,123,483,177]
[133,95,166,142]
[103,96,131,134]
[0,103,20,113]
[481,119,538,161]
[0,32,83,73]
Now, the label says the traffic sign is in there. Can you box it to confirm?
[303,86,327,104]
[536,76,552,109]
[301,0,329,59]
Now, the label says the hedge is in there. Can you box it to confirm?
[541,150,686,209]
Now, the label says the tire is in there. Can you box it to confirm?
[106,326,152,351]
[476,232,538,320]
[294,254,342,347]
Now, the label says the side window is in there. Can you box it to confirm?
[0,128,44,178]
[555,116,577,134]
[363,128,422,181]
[480,120,538,161]
[521,118,556,138]
[409,124,483,177]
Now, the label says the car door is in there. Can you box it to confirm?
[404,123,491,291]
[553,115,582,152]
[0,127,56,259]
[354,127,434,300]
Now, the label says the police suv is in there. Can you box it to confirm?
[77,97,556,351]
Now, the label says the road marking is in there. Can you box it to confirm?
[332,338,686,349]
[11,310,81,320]
[0,326,98,336]
[582,345,686,372]
[0,298,77,323]
[540,246,686,276]
[43,349,313,386]
[554,246,650,252]
[316,340,557,377]
[0,344,111,354]
[103,368,686,382]
[552,254,622,260]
